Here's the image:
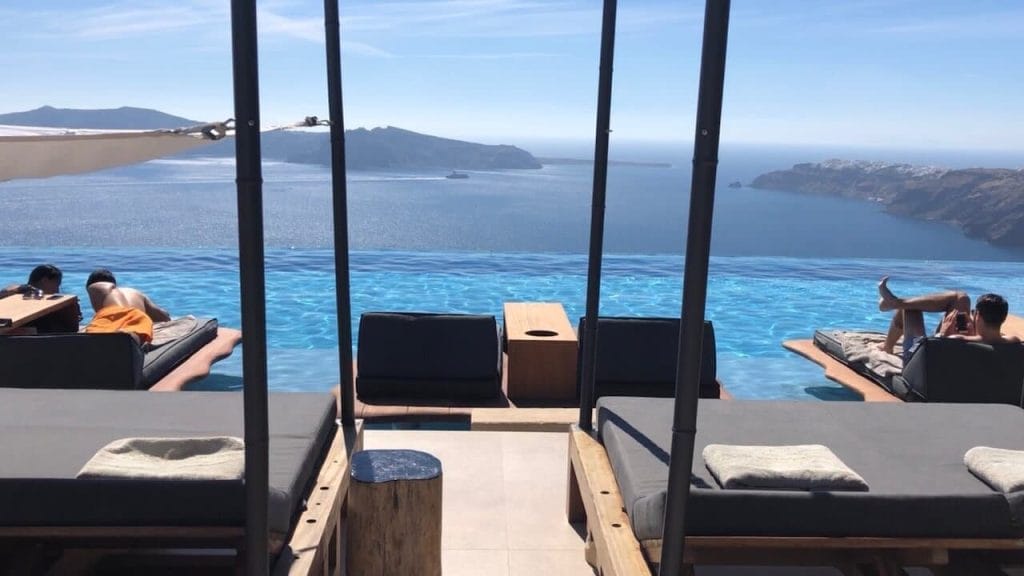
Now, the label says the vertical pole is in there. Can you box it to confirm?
[578,0,618,430]
[659,1,731,574]
[230,0,270,572]
[323,0,355,426]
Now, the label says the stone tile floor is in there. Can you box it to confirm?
[361,429,1023,576]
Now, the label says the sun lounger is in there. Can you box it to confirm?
[0,388,362,574]
[356,311,502,401]
[577,316,720,400]
[788,330,1024,406]
[0,317,235,390]
[567,397,1024,574]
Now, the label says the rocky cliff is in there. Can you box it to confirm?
[751,159,1024,247]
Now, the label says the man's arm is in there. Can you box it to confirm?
[143,294,171,322]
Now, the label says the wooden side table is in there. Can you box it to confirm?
[0,294,77,333]
[503,302,578,402]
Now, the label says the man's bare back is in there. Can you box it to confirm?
[87,282,170,322]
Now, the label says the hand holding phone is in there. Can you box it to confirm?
[955,312,968,333]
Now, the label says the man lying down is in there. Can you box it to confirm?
[84,268,171,345]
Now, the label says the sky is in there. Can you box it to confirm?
[2,0,1023,152]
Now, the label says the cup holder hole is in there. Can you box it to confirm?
[525,329,558,337]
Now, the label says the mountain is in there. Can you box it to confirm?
[751,159,1024,247]
[1,106,541,170]
[0,106,199,130]
[295,126,541,170]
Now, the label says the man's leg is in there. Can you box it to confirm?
[881,309,927,355]
[878,276,969,314]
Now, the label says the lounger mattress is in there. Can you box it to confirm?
[0,389,336,535]
[813,329,898,391]
[597,397,1024,541]
[142,317,220,387]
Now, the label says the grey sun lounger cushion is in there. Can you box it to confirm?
[702,444,868,491]
[0,389,335,535]
[141,316,219,387]
[597,397,1024,541]
[77,436,245,481]
[965,447,1024,493]
[813,329,901,391]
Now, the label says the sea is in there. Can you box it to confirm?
[2,142,1022,399]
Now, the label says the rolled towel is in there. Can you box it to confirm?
[77,436,244,481]
[703,444,868,491]
[964,446,1024,493]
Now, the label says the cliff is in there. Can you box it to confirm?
[751,159,1024,247]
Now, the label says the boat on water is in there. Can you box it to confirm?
[445,170,469,179]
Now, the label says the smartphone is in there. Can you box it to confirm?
[955,312,968,333]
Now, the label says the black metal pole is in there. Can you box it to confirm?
[659,1,730,574]
[577,0,618,430]
[230,0,270,572]
[323,0,355,427]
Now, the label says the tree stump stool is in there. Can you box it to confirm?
[346,449,442,576]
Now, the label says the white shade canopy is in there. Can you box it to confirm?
[0,124,227,182]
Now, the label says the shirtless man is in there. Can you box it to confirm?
[0,264,82,332]
[877,276,1019,363]
[84,268,170,343]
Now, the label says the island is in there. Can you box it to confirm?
[0,106,543,171]
[751,159,1024,247]
[728,181,742,188]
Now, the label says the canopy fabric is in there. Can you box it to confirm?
[0,124,226,182]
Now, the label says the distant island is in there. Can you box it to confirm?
[536,157,672,168]
[0,106,541,171]
[751,159,1024,247]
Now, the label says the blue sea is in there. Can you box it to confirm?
[2,145,1022,399]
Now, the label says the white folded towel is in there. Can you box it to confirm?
[964,446,1024,493]
[77,436,244,480]
[703,444,868,491]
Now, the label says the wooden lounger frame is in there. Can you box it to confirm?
[150,327,244,391]
[0,422,363,575]
[783,339,901,402]
[566,425,1024,575]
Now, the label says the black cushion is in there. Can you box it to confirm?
[0,318,221,391]
[892,338,1024,405]
[577,316,719,400]
[0,333,144,389]
[141,318,219,388]
[356,312,501,400]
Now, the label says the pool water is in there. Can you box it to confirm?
[3,248,1022,400]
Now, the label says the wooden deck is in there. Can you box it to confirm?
[783,339,901,402]
[149,327,243,391]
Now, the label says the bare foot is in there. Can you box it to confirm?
[878,276,901,312]
[875,342,893,354]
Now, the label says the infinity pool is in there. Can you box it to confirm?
[4,248,1022,400]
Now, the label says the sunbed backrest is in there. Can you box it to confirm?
[0,333,143,390]
[577,316,719,399]
[894,338,1024,406]
[356,312,502,400]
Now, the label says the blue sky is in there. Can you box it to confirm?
[2,0,1022,151]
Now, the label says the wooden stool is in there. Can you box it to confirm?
[347,449,443,576]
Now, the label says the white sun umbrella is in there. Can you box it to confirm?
[0,122,229,182]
